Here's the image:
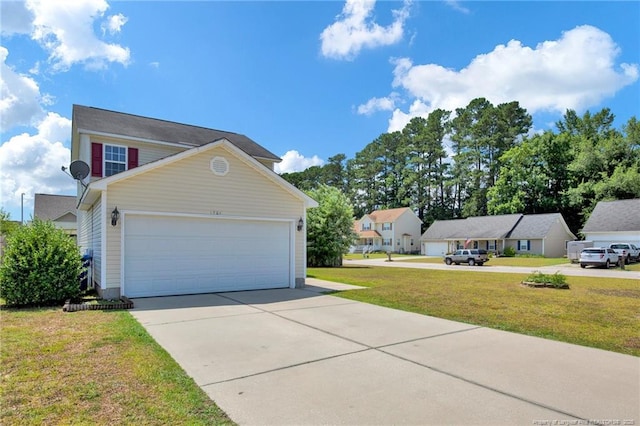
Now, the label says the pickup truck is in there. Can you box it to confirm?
[608,243,640,264]
[444,249,489,266]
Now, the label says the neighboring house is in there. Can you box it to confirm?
[71,105,317,299]
[581,199,640,246]
[33,194,77,239]
[420,213,576,257]
[352,207,422,254]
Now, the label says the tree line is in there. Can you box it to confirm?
[282,98,640,235]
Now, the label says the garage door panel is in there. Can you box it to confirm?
[124,215,291,297]
[425,242,448,256]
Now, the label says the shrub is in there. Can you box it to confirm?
[0,219,82,306]
[503,246,516,257]
[525,270,569,289]
[548,272,569,289]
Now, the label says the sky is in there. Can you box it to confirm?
[1,0,639,222]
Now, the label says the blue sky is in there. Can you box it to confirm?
[1,0,639,221]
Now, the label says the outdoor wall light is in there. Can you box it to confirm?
[297,217,304,232]
[111,207,120,226]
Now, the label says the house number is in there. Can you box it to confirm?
[210,210,222,215]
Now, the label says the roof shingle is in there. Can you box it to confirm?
[582,199,640,232]
[422,214,523,240]
[72,105,280,161]
[34,194,76,221]
[367,207,419,223]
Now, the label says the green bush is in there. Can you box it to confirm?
[525,271,569,289]
[0,219,82,306]
[503,246,516,257]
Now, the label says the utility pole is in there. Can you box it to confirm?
[21,193,25,225]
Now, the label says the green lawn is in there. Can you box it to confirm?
[308,266,640,356]
[0,308,234,425]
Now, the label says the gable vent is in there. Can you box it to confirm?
[210,156,229,176]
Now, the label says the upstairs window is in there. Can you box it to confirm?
[91,142,138,177]
[362,223,371,231]
[104,145,127,177]
[382,222,392,231]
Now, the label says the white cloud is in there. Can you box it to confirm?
[356,94,398,115]
[0,112,75,215]
[26,0,131,71]
[388,99,431,132]
[384,25,639,132]
[0,1,34,36]
[102,13,128,35]
[274,150,325,174]
[444,0,470,14]
[320,0,411,60]
[0,46,45,129]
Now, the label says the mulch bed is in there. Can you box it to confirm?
[63,297,134,312]
[520,281,569,289]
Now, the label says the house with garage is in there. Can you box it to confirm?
[581,198,640,246]
[352,207,422,254]
[34,194,78,239]
[420,213,575,257]
[71,105,317,299]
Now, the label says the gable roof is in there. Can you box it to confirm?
[582,199,640,233]
[422,213,576,240]
[72,105,280,162]
[34,194,77,221]
[365,207,421,223]
[509,213,576,240]
[422,214,522,240]
[79,138,317,210]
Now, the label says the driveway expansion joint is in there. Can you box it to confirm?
[375,326,483,350]
[199,347,373,387]
[215,291,592,421]
[376,348,586,421]
[142,310,265,327]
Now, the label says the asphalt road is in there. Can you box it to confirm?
[345,256,640,280]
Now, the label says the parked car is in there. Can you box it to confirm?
[444,249,489,266]
[579,247,619,269]
[608,243,640,264]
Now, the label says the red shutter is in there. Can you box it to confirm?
[128,147,139,169]
[91,143,103,177]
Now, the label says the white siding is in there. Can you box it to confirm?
[92,198,102,287]
[76,198,102,287]
[393,211,422,253]
[103,144,305,293]
[583,232,640,248]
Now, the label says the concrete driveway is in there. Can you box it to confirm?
[131,282,639,425]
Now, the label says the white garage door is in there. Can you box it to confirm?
[425,242,448,256]
[123,215,291,298]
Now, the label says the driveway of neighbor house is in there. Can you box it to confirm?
[130,281,639,426]
[348,256,640,280]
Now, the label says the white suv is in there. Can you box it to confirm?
[579,247,620,269]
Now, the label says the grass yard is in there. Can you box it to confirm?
[0,308,234,425]
[308,266,640,356]
[397,256,571,267]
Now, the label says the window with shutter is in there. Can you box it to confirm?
[128,147,138,169]
[91,143,103,177]
[104,144,127,176]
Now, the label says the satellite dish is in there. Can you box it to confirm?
[69,160,90,180]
